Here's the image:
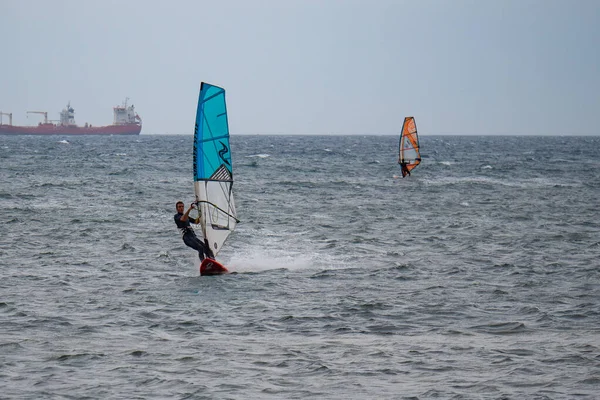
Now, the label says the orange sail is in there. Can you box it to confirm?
[398,116,421,177]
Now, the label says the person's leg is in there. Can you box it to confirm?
[192,237,209,260]
[183,233,207,260]
[203,238,215,259]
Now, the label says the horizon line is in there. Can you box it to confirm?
[139,132,599,137]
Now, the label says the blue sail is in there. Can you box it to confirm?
[193,82,237,256]
[194,83,233,181]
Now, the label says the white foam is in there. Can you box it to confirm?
[246,154,270,158]
[227,252,312,273]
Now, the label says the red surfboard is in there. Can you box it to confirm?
[200,258,229,276]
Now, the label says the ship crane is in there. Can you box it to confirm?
[0,111,12,125]
[27,111,49,124]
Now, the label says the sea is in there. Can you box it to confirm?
[1,134,599,399]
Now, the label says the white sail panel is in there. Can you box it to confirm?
[194,180,237,256]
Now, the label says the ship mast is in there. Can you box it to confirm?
[0,112,12,125]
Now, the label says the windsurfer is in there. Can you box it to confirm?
[174,201,215,261]
[400,160,411,178]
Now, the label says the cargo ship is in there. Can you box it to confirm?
[0,99,142,135]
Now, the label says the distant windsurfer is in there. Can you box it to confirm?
[399,160,411,178]
[174,201,215,261]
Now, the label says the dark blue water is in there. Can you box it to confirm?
[1,135,599,399]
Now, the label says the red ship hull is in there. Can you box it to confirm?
[0,123,141,136]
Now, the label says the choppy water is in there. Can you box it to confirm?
[1,134,599,399]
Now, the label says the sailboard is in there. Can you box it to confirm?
[398,116,421,177]
[192,82,239,275]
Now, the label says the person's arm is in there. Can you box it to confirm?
[183,203,202,224]
[180,204,194,222]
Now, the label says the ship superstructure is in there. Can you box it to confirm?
[60,103,76,126]
[113,98,141,126]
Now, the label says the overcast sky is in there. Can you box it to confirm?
[1,0,599,135]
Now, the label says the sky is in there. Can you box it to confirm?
[1,0,599,135]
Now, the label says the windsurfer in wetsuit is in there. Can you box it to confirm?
[399,160,411,178]
[174,201,214,261]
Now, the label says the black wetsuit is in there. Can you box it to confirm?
[174,213,214,261]
[400,162,410,177]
